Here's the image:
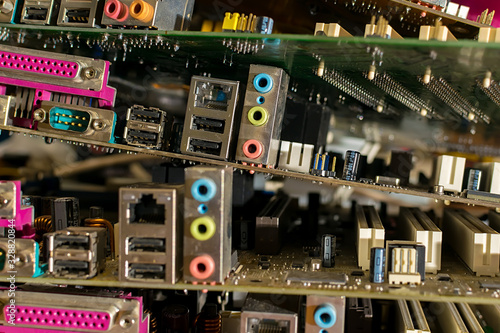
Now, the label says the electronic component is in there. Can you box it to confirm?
[387,151,413,186]
[356,205,385,270]
[57,0,102,27]
[119,183,183,284]
[0,238,44,277]
[255,193,294,255]
[488,209,500,233]
[419,23,457,41]
[222,12,274,34]
[478,27,500,43]
[315,23,351,37]
[0,0,18,23]
[386,241,426,285]
[398,207,442,274]
[342,150,361,181]
[123,105,173,150]
[20,0,59,25]
[321,234,336,268]
[278,141,314,173]
[442,209,500,276]
[365,16,403,39]
[184,166,232,283]
[34,101,117,143]
[241,294,299,333]
[396,300,430,333]
[375,175,400,187]
[0,290,150,332]
[0,180,35,238]
[369,247,386,283]
[101,0,194,30]
[463,168,482,191]
[305,295,345,333]
[236,64,290,167]
[52,197,80,229]
[180,76,241,160]
[163,304,190,332]
[311,152,336,177]
[434,155,466,193]
[345,298,373,333]
[47,226,106,279]
[476,162,500,195]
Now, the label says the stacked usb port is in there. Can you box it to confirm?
[181,77,241,160]
[119,184,183,284]
[46,227,106,279]
[123,105,173,150]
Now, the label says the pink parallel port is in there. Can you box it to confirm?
[5,306,111,331]
[0,52,79,79]
[0,62,116,108]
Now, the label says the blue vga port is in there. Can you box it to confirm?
[35,101,117,143]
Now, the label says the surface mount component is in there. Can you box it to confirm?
[443,209,500,276]
[34,101,117,143]
[181,76,241,160]
[0,238,44,277]
[236,64,290,167]
[46,227,106,279]
[184,166,232,283]
[399,207,442,273]
[305,295,345,333]
[356,205,385,270]
[0,290,150,332]
[119,183,184,284]
[101,0,194,30]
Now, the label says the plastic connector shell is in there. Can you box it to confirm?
[356,205,385,270]
[278,141,314,174]
[434,155,466,193]
[305,295,345,333]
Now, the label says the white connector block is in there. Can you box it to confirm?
[443,210,500,277]
[434,155,466,192]
[356,206,385,270]
[399,208,442,274]
[278,141,314,174]
[445,2,459,16]
[457,5,470,19]
[476,162,500,195]
[388,247,421,285]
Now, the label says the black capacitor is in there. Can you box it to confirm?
[463,168,482,191]
[162,304,189,333]
[342,150,361,181]
[321,234,336,268]
[52,197,80,229]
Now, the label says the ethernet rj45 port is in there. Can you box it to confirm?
[129,194,165,225]
[128,237,166,253]
[127,263,165,280]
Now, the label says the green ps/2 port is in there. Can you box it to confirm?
[247,106,269,126]
[190,216,216,241]
[49,107,91,132]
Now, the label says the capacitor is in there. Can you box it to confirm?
[162,304,189,333]
[342,150,361,181]
[254,16,274,34]
[369,247,386,283]
[321,234,336,268]
[463,168,482,191]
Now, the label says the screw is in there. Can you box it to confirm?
[92,119,105,131]
[83,67,96,79]
[33,109,46,122]
[0,195,8,208]
[120,317,135,329]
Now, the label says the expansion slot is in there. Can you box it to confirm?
[356,205,385,270]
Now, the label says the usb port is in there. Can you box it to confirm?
[54,260,89,277]
[53,234,90,250]
[188,138,222,156]
[128,105,165,124]
[64,8,90,23]
[191,116,225,134]
[128,237,166,253]
[128,263,165,280]
[23,7,48,21]
[125,129,160,148]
